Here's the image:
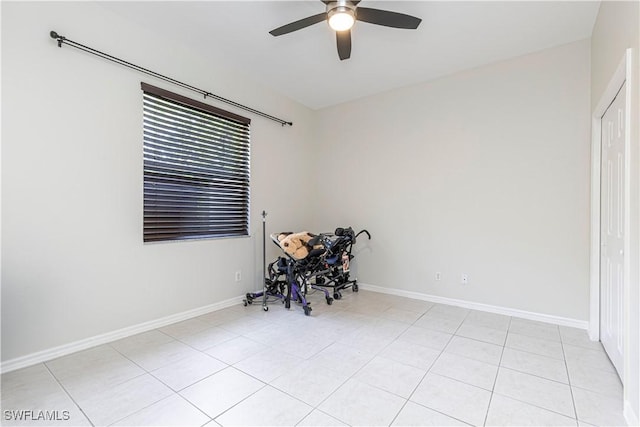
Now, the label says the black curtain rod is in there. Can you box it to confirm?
[49,31,293,127]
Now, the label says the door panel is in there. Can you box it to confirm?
[600,81,625,379]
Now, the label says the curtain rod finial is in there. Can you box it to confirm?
[50,30,65,47]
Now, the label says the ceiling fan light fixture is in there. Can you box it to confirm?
[328,6,355,31]
[269,0,423,61]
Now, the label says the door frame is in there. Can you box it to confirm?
[589,49,632,371]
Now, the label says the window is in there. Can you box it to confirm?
[141,83,250,242]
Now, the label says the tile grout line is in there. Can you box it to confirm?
[221,294,375,425]
[482,315,512,426]
[388,306,472,427]
[488,324,581,424]
[104,333,235,425]
[108,393,211,426]
[488,391,584,423]
[560,331,581,424]
[209,383,277,424]
[42,362,96,427]
[502,332,567,362]
[300,297,435,425]
[306,319,417,425]
[496,365,570,387]
[194,298,331,423]
[249,292,393,426]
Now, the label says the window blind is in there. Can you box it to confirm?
[142,83,250,242]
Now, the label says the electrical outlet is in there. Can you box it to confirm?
[435,272,442,281]
[461,273,469,284]
[235,270,242,282]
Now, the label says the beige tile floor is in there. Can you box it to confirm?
[0,290,627,426]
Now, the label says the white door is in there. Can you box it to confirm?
[600,81,626,379]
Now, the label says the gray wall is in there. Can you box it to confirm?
[1,2,316,362]
[313,40,591,320]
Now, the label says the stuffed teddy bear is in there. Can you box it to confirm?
[293,245,309,259]
[277,231,318,259]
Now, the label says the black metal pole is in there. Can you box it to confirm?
[49,31,293,127]
[261,210,268,310]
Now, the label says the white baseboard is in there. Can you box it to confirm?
[0,295,244,374]
[0,285,593,373]
[358,283,589,330]
[625,399,639,427]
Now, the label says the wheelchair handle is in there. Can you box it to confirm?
[356,229,371,240]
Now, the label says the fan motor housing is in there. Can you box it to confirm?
[326,1,357,17]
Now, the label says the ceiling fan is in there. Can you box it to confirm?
[269,0,422,61]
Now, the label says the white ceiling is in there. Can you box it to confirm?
[100,1,600,110]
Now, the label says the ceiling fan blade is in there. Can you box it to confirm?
[336,30,351,60]
[355,7,422,29]
[269,12,327,36]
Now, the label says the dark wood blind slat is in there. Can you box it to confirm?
[142,113,250,146]
[143,129,249,161]
[143,100,250,139]
[144,159,249,181]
